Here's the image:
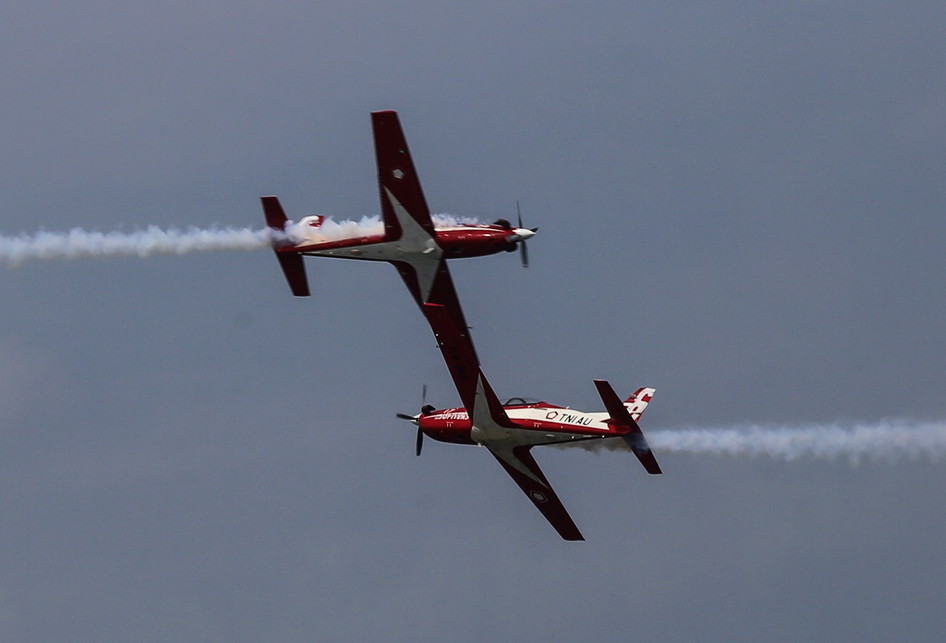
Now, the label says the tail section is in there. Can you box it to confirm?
[593,380,662,475]
[261,196,310,297]
[624,387,655,422]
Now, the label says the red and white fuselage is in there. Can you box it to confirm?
[418,391,655,448]
[279,214,535,262]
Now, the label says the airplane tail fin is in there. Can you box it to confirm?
[593,380,662,475]
[624,387,655,422]
[261,196,310,297]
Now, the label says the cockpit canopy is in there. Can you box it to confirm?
[502,397,544,407]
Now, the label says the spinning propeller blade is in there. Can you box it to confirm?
[516,201,537,268]
[396,385,430,456]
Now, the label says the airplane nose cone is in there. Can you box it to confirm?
[511,227,537,241]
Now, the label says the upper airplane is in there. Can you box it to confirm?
[399,302,662,542]
[262,110,536,336]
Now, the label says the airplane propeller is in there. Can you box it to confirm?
[396,384,435,456]
[493,202,538,268]
[515,202,537,268]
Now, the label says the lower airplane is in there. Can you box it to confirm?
[399,303,662,541]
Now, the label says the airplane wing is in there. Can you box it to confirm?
[487,445,585,541]
[392,259,473,349]
[424,301,583,540]
[372,111,473,337]
[372,110,437,240]
[422,303,509,426]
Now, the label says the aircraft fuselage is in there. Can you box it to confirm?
[419,402,618,448]
[285,225,526,262]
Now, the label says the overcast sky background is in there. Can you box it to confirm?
[2,3,946,641]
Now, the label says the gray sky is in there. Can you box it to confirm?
[3,2,946,641]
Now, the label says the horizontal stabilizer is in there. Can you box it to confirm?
[620,433,662,475]
[593,379,662,475]
[276,252,310,297]
[260,196,310,297]
[261,195,288,231]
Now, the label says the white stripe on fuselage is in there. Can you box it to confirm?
[485,414,613,448]
[431,408,620,440]
[460,384,618,449]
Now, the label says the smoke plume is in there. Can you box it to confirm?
[562,420,946,464]
[0,226,270,267]
[1,214,479,267]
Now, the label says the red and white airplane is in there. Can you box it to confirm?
[399,302,662,541]
[264,111,660,540]
[262,110,536,336]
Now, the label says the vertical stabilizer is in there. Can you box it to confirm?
[624,387,656,422]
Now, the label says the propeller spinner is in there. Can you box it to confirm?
[511,202,538,268]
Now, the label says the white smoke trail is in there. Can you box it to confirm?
[561,420,946,464]
[1,214,481,267]
[432,214,481,227]
[285,217,384,243]
[284,213,480,243]
[0,226,271,267]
